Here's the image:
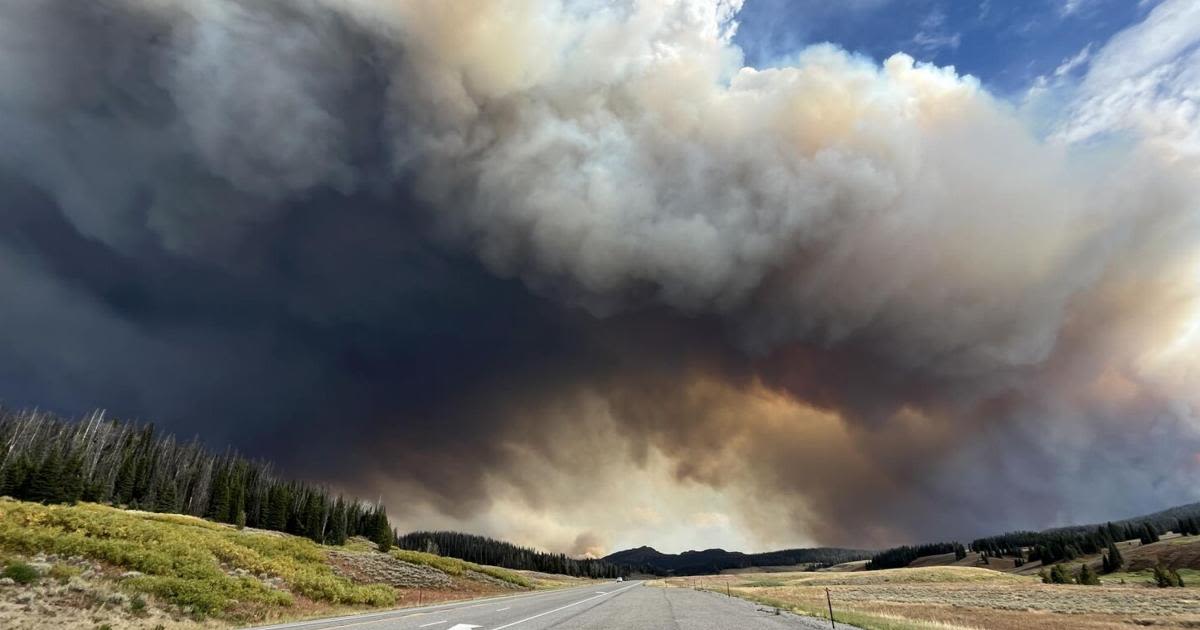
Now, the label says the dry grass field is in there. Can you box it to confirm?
[668,566,1200,630]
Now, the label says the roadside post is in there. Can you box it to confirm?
[826,587,836,629]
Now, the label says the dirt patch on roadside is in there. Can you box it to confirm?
[465,570,524,590]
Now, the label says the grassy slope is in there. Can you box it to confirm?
[0,498,534,626]
[389,549,530,588]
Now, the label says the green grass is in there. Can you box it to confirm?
[0,498,395,617]
[389,549,531,588]
[2,560,39,585]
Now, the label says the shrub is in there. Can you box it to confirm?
[3,561,39,585]
[130,594,147,615]
[1153,563,1181,588]
[1076,563,1099,586]
[1047,564,1071,584]
[48,563,81,583]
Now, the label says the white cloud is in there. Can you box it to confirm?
[1053,0,1200,159]
[1061,0,1088,16]
[1054,43,1093,78]
[912,7,962,54]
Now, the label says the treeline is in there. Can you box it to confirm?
[869,512,1200,572]
[397,531,630,578]
[0,409,393,549]
[866,542,965,570]
[971,513,1200,565]
[747,548,874,568]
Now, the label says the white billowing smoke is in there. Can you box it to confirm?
[380,0,1199,378]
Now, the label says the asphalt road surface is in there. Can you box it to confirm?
[246,581,856,630]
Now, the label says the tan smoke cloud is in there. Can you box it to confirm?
[1,0,1197,551]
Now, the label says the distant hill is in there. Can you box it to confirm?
[869,501,1200,574]
[603,545,872,576]
[396,531,628,579]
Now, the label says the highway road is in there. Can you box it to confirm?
[246,581,855,630]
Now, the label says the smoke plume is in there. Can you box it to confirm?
[0,0,1197,551]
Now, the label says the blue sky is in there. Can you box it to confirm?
[734,0,1159,96]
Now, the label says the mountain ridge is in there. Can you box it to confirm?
[603,544,872,576]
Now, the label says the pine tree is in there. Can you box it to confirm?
[303,493,325,543]
[154,477,178,513]
[1103,540,1122,573]
[328,497,348,546]
[59,455,85,504]
[206,467,231,522]
[81,479,105,503]
[233,487,246,530]
[266,485,290,532]
[27,449,63,504]
[114,451,137,505]
[371,506,392,552]
[0,456,33,498]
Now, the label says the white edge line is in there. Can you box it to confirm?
[418,622,447,628]
[491,582,641,630]
[495,607,511,611]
